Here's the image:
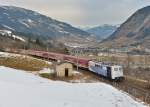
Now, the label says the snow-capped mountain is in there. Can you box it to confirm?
[0,6,92,43]
[85,24,118,40]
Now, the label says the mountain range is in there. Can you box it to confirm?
[0,6,93,45]
[101,6,150,50]
[0,5,150,51]
[85,25,118,40]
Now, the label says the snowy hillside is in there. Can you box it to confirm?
[0,66,147,107]
[0,6,92,42]
[0,30,25,42]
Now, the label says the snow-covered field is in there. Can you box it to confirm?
[0,52,21,58]
[0,66,147,107]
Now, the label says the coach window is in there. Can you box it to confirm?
[95,64,98,67]
[100,66,102,69]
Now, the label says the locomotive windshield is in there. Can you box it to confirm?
[113,66,123,72]
[114,68,118,71]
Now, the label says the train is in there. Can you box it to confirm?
[88,61,124,81]
[5,49,124,81]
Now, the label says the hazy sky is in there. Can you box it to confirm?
[0,0,150,27]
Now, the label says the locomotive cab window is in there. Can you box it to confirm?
[114,68,118,71]
[119,67,122,71]
[95,64,100,67]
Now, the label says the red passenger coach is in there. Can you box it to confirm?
[8,49,89,69]
[47,52,64,60]
[63,55,89,68]
[5,49,124,81]
[78,58,89,68]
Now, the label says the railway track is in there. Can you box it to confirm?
[7,51,149,105]
[78,69,150,105]
[117,81,150,105]
[28,53,150,105]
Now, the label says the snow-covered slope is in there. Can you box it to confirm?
[0,30,25,42]
[0,66,147,107]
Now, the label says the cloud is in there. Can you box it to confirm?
[0,0,150,27]
[0,0,84,26]
[77,0,150,26]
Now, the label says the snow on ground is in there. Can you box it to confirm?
[12,34,25,42]
[0,52,21,58]
[0,66,147,107]
[39,68,55,74]
[0,52,52,65]
[27,19,34,23]
[0,29,25,42]
[19,20,30,28]
[2,24,15,31]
